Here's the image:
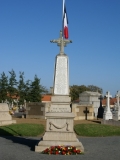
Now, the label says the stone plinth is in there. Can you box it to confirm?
[0,103,16,126]
[103,110,112,120]
[35,112,84,152]
[50,95,71,112]
[113,111,120,121]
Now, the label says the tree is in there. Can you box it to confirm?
[8,69,18,102]
[70,84,103,102]
[17,72,26,105]
[87,85,103,94]
[28,75,47,102]
[70,85,89,102]
[24,79,32,102]
[0,72,8,102]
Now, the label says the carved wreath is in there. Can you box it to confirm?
[49,121,69,131]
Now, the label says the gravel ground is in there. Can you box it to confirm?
[0,136,120,160]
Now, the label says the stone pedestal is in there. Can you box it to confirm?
[35,112,84,152]
[50,95,71,112]
[113,111,120,121]
[103,110,112,120]
[0,103,16,126]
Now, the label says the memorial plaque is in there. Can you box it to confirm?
[54,56,69,95]
[26,102,49,119]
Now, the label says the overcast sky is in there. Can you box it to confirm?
[0,0,120,97]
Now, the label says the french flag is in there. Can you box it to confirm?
[63,0,69,39]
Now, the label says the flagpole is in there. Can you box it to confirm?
[62,0,65,38]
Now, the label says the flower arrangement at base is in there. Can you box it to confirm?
[41,145,83,155]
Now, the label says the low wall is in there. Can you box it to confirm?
[101,119,120,126]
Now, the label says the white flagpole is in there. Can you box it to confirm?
[62,0,65,38]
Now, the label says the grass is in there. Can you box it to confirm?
[0,123,44,136]
[1,123,120,137]
[74,124,120,137]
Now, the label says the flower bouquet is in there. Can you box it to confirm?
[41,145,83,155]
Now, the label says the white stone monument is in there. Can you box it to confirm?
[35,31,84,152]
[103,91,112,120]
[0,103,16,126]
[79,91,101,117]
[113,91,120,121]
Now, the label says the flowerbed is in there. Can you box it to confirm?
[41,146,83,155]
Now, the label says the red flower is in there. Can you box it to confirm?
[76,150,81,154]
[56,151,59,155]
[62,151,66,155]
[41,145,83,155]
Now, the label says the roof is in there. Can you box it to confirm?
[7,93,20,99]
[80,91,101,96]
[73,99,79,103]
[102,98,117,106]
[42,95,52,102]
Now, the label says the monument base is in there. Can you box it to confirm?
[50,95,71,112]
[103,111,112,120]
[35,112,84,152]
[0,103,16,126]
[113,111,120,121]
[0,120,16,126]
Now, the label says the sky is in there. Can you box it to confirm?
[0,0,120,97]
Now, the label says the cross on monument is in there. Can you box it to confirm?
[106,91,112,110]
[98,95,103,107]
[83,107,89,120]
[97,95,104,119]
[50,30,72,54]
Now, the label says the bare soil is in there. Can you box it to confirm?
[13,117,101,127]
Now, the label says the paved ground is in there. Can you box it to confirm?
[0,118,120,160]
[0,136,120,160]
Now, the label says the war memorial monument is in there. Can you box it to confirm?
[35,31,84,152]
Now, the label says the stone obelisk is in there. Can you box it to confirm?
[35,31,84,152]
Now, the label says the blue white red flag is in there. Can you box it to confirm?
[63,0,69,39]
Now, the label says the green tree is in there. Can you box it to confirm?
[0,72,8,102]
[28,75,47,102]
[24,79,32,102]
[87,85,103,94]
[17,72,26,105]
[8,69,18,102]
[70,84,103,102]
[70,85,89,101]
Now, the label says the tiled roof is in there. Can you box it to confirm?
[102,98,117,105]
[42,95,52,102]
[7,93,19,99]
[73,99,79,103]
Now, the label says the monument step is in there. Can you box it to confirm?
[0,120,16,126]
[43,131,77,141]
[35,140,84,152]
